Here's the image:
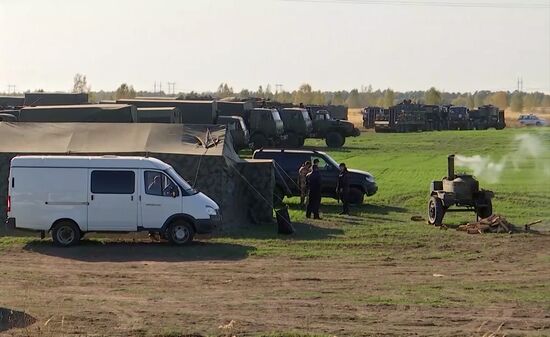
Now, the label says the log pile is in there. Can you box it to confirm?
[457,214,519,234]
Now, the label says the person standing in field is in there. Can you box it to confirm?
[306,165,322,219]
[337,163,350,215]
[298,161,312,207]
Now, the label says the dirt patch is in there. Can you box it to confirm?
[0,235,549,337]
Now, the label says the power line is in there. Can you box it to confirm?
[281,0,550,9]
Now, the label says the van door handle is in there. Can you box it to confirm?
[91,195,94,201]
[131,196,134,201]
[145,203,161,207]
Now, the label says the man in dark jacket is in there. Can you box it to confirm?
[306,165,322,219]
[337,163,350,215]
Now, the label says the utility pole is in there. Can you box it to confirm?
[154,81,157,93]
[159,82,162,94]
[7,84,16,95]
[168,82,176,95]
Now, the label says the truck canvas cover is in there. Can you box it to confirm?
[18,104,137,123]
[24,92,88,106]
[116,99,217,124]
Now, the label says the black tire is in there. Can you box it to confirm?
[536,122,541,127]
[348,187,364,205]
[166,220,195,245]
[325,132,344,148]
[428,196,445,225]
[476,199,493,219]
[250,134,267,150]
[51,220,81,247]
[285,132,301,148]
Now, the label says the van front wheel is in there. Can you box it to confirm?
[167,221,195,245]
[52,221,81,247]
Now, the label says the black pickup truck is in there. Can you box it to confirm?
[252,149,377,205]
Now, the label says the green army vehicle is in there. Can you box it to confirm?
[469,105,506,130]
[309,109,360,147]
[278,108,313,148]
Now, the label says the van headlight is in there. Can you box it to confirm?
[205,206,219,216]
[365,175,375,183]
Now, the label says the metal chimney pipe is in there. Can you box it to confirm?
[448,154,455,180]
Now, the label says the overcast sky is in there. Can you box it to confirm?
[1,0,549,93]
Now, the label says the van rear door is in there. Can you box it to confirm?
[88,169,138,231]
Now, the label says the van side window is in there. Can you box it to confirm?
[145,171,179,197]
[91,171,135,194]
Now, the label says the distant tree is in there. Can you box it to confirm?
[488,91,508,110]
[382,89,395,108]
[72,73,90,93]
[346,89,361,108]
[542,95,550,107]
[239,89,251,98]
[424,87,442,105]
[510,92,523,112]
[294,83,313,105]
[216,83,233,98]
[114,83,136,99]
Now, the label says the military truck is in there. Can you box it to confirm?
[445,106,470,130]
[278,108,313,148]
[217,101,286,150]
[217,115,250,151]
[469,105,505,130]
[116,99,216,124]
[309,109,360,147]
[24,92,88,106]
[18,104,137,122]
[307,105,348,120]
[362,106,382,129]
[136,107,180,123]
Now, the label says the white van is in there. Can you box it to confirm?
[5,156,221,246]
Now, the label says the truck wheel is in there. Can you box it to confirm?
[325,132,344,148]
[250,134,267,150]
[52,220,81,247]
[476,199,493,219]
[348,187,364,205]
[428,196,444,226]
[285,132,301,148]
[167,220,194,245]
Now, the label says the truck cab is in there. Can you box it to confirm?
[248,108,286,150]
[309,109,360,147]
[217,115,250,151]
[278,108,313,148]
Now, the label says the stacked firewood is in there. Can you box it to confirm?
[457,215,543,234]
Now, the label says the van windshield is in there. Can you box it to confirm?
[165,168,197,196]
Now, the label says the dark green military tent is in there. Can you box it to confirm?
[137,107,180,123]
[116,99,217,124]
[18,104,137,123]
[24,92,88,106]
[0,123,274,237]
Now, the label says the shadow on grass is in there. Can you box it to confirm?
[22,240,255,262]
[222,221,344,241]
[288,203,407,216]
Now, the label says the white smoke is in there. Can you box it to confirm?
[455,133,550,184]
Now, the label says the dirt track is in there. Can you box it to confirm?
[1,236,549,337]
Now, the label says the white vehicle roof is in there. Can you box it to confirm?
[11,155,171,170]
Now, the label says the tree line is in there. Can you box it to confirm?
[6,74,550,112]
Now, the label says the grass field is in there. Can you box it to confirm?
[1,128,549,337]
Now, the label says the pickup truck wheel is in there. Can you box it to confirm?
[52,221,81,247]
[325,132,344,148]
[348,187,364,205]
[167,221,195,245]
[250,134,267,150]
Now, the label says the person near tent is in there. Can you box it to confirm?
[298,160,312,207]
[337,162,350,215]
[306,165,322,219]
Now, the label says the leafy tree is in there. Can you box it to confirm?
[488,91,508,110]
[382,89,395,108]
[114,83,136,99]
[346,89,361,108]
[216,83,233,98]
[510,92,523,112]
[424,87,442,105]
[72,73,90,93]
